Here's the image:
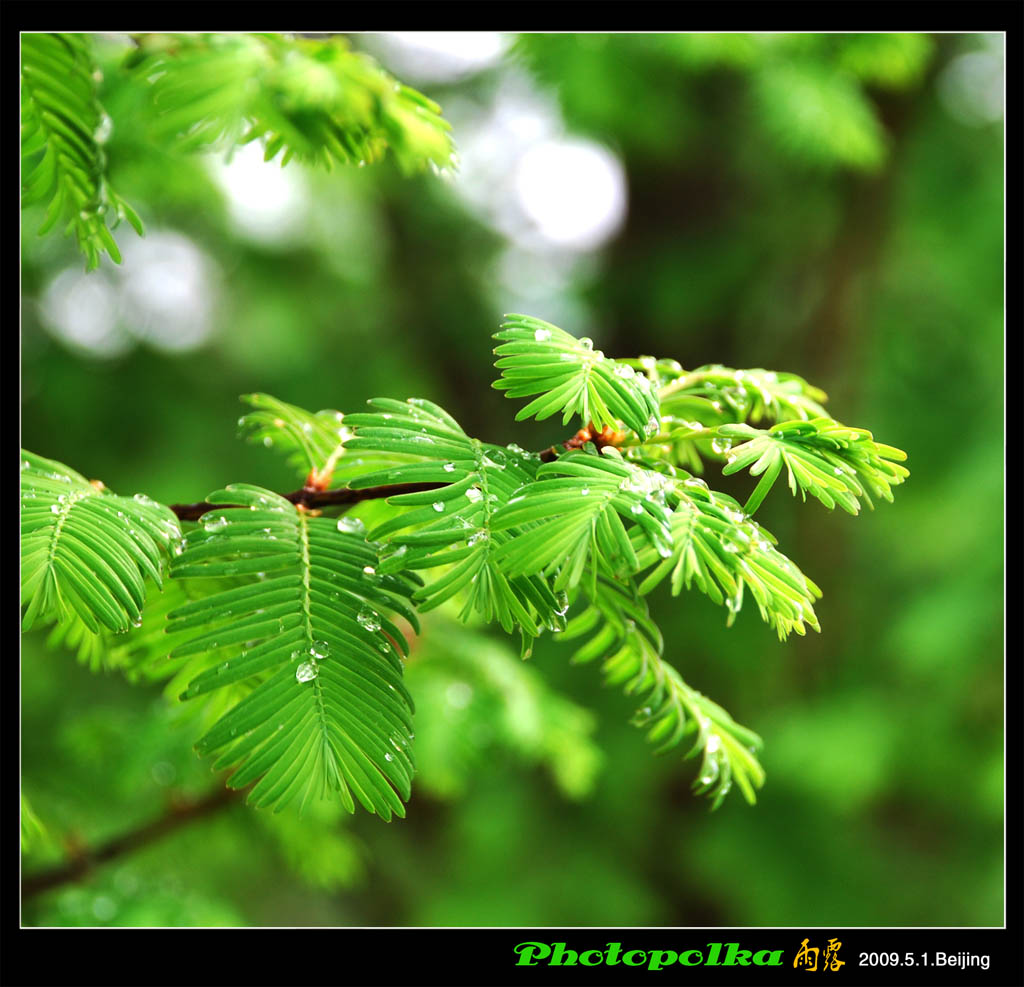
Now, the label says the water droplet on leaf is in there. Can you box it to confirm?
[295,661,318,683]
[337,517,366,536]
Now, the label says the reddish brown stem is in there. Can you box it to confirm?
[169,427,630,519]
[539,423,626,462]
[169,482,447,521]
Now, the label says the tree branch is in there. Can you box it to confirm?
[169,428,629,519]
[21,784,246,900]
[169,481,448,521]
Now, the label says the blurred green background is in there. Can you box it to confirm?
[21,32,1004,927]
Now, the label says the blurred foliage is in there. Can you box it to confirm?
[21,32,1002,927]
[21,32,454,269]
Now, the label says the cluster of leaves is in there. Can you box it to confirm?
[126,33,454,173]
[20,33,142,269]
[20,314,908,818]
[21,32,455,269]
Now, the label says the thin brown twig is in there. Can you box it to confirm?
[170,428,630,519]
[21,784,246,900]
[168,481,448,521]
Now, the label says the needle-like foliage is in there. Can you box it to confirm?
[20,33,143,269]
[491,449,674,593]
[631,477,822,640]
[21,315,908,815]
[494,314,661,437]
[20,32,455,267]
[20,450,181,633]
[167,485,421,816]
[343,398,564,651]
[126,33,454,175]
[561,575,765,808]
[718,418,909,515]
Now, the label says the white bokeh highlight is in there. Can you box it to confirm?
[369,32,510,83]
[39,232,218,358]
[448,72,628,255]
[119,233,217,352]
[513,138,627,251]
[206,141,311,246]
[938,36,1005,127]
[40,268,131,358]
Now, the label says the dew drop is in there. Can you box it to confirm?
[644,415,660,437]
[630,502,643,515]
[534,328,551,342]
[579,337,594,351]
[467,530,489,547]
[204,515,228,533]
[432,501,445,512]
[93,112,113,144]
[465,488,482,503]
[263,436,273,447]
[580,487,590,496]
[711,437,733,455]
[362,565,376,576]
[357,608,381,633]
[443,462,456,473]
[295,661,318,683]
[706,734,722,754]
[337,517,366,536]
